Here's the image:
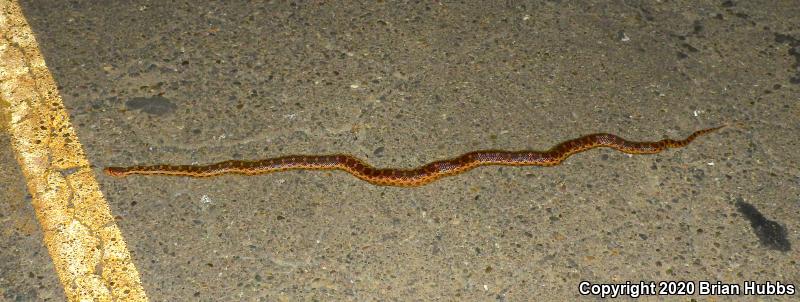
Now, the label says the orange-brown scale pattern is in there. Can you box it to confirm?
[104,126,722,187]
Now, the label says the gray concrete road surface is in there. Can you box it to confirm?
[2,1,798,301]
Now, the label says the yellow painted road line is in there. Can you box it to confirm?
[0,1,148,301]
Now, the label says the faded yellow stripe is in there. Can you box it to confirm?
[0,1,148,301]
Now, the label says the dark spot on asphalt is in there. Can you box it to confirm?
[373,146,384,157]
[638,6,654,21]
[681,43,699,52]
[290,130,309,142]
[691,168,705,181]
[733,12,749,20]
[735,198,791,252]
[59,166,80,177]
[774,33,800,84]
[125,96,177,115]
[692,20,703,35]
[616,30,627,41]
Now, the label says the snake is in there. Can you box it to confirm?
[104,126,722,187]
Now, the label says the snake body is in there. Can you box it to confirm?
[104,126,722,187]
